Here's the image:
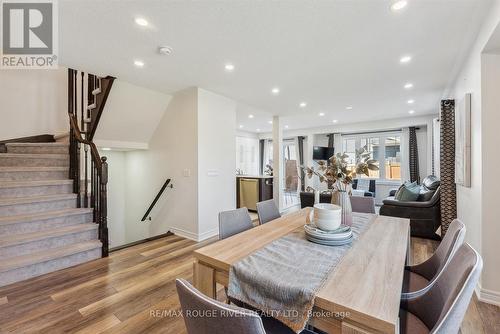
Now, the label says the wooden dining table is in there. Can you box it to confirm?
[193,208,410,334]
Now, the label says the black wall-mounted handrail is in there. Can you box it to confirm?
[141,179,173,221]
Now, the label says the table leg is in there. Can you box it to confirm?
[341,322,371,334]
[406,227,412,265]
[193,260,216,298]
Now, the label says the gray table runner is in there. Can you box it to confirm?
[227,213,376,333]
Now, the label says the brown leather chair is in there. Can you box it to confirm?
[380,176,441,240]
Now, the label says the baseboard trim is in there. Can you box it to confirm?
[477,286,500,306]
[109,231,173,252]
[169,227,218,242]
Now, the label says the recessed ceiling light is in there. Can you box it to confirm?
[407,99,415,104]
[346,106,353,110]
[248,114,254,119]
[404,83,414,89]
[224,63,235,72]
[102,147,111,151]
[135,17,149,27]
[134,60,145,67]
[268,120,273,124]
[332,119,338,123]
[319,112,325,117]
[391,1,408,11]
[299,102,307,108]
[284,125,289,129]
[239,124,244,128]
[408,110,415,114]
[256,128,261,132]
[271,87,280,95]
[400,56,412,64]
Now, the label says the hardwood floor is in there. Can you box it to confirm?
[0,234,498,333]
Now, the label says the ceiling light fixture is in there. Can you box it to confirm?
[256,128,261,132]
[158,46,173,55]
[346,106,353,110]
[224,63,235,72]
[248,114,254,119]
[404,83,414,89]
[271,87,280,95]
[134,60,145,67]
[391,1,408,11]
[408,110,415,114]
[268,120,273,124]
[407,99,415,104]
[299,102,307,108]
[135,17,149,27]
[319,112,325,117]
[239,125,244,128]
[400,56,412,64]
[332,119,338,123]
[285,125,289,129]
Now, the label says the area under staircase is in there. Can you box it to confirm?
[0,69,115,287]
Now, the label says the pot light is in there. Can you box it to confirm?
[102,147,111,151]
[319,112,325,117]
[332,119,338,123]
[400,56,412,64]
[268,120,273,124]
[407,99,415,104]
[256,128,261,132]
[299,102,307,108]
[239,125,244,128]
[248,114,254,119]
[285,125,289,129]
[391,1,408,11]
[135,17,149,27]
[134,60,145,67]
[408,110,415,114]
[271,87,280,95]
[224,63,235,72]
[404,83,414,89]
[346,106,353,110]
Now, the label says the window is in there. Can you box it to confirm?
[342,131,402,181]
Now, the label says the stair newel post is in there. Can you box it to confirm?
[75,142,81,208]
[84,144,89,208]
[80,72,84,131]
[100,156,109,257]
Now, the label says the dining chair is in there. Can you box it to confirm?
[256,199,281,224]
[349,196,376,214]
[176,279,316,334]
[219,207,254,240]
[399,243,482,334]
[402,219,465,298]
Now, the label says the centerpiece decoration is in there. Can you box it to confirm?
[303,146,379,226]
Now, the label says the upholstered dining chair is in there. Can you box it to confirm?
[256,199,281,224]
[399,243,482,334]
[176,279,316,334]
[350,196,376,214]
[402,219,466,298]
[219,208,254,240]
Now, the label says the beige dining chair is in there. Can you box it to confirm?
[256,199,281,224]
[402,219,465,298]
[219,207,254,240]
[349,196,376,214]
[399,243,482,334]
[176,279,316,334]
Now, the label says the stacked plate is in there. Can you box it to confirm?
[304,223,353,246]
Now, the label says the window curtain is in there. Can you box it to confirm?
[327,134,334,148]
[333,133,342,152]
[262,139,271,172]
[259,139,265,175]
[409,127,420,183]
[401,128,411,182]
[297,136,305,191]
[440,100,457,236]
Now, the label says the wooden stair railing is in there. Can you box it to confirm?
[68,68,115,257]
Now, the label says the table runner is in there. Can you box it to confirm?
[227,213,376,333]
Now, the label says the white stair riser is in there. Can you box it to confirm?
[0,198,76,215]
[0,228,98,257]
[0,183,73,198]
[0,212,93,234]
[0,156,69,167]
[6,146,69,154]
[0,247,101,287]
[0,170,68,181]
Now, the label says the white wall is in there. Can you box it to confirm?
[197,89,237,239]
[445,0,500,305]
[0,68,68,140]
[94,80,172,150]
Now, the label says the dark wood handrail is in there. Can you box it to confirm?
[141,179,173,221]
[67,68,114,257]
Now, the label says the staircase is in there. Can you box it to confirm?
[0,142,101,287]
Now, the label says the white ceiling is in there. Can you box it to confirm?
[59,0,491,133]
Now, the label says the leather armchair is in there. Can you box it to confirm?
[380,176,441,240]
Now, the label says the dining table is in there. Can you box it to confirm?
[193,208,410,334]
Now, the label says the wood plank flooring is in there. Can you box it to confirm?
[0,234,498,333]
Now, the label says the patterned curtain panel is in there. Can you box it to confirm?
[409,127,420,183]
[440,100,457,235]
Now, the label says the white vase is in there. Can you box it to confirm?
[314,190,320,204]
[331,190,353,226]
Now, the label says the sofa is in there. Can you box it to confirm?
[379,175,441,240]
